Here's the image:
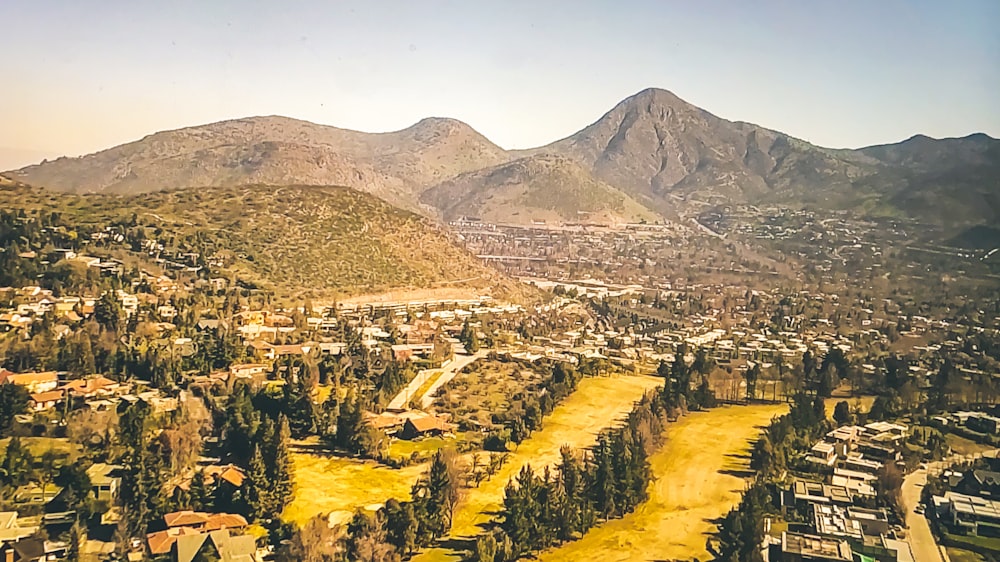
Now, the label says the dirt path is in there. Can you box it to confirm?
[536,403,786,562]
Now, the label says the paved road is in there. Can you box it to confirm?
[385,350,487,411]
[419,350,486,409]
[901,450,998,562]
[901,467,947,562]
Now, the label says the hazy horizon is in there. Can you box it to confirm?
[3,0,999,170]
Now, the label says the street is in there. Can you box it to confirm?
[901,467,948,562]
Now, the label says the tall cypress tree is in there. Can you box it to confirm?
[270,414,294,514]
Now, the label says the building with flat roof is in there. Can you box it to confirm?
[934,491,1000,537]
[776,531,852,561]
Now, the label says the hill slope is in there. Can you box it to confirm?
[420,154,659,225]
[7,90,998,228]
[527,88,999,227]
[525,88,879,211]
[5,116,509,212]
[0,181,509,298]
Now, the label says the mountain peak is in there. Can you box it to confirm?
[630,87,685,103]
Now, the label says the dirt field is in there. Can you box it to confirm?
[283,448,428,527]
[535,403,787,562]
[413,374,663,562]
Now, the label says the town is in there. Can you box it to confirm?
[0,197,996,562]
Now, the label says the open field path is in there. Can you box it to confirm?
[536,402,787,562]
[413,374,663,562]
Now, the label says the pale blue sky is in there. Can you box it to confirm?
[1,0,998,169]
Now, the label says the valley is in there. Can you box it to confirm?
[0,85,997,562]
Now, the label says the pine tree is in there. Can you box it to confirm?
[245,444,269,521]
[270,414,294,514]
[66,520,84,562]
[383,498,417,556]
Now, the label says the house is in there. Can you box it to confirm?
[164,511,248,532]
[87,463,123,502]
[0,512,38,551]
[772,531,852,562]
[228,364,268,384]
[806,441,837,467]
[933,491,1000,537]
[399,415,455,440]
[173,529,257,562]
[966,413,1000,436]
[63,375,121,399]
[958,470,1000,499]
[788,480,851,507]
[147,527,202,556]
[0,371,59,393]
[28,390,62,412]
[12,483,61,506]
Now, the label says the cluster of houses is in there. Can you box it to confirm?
[0,369,178,417]
[763,421,916,561]
[806,421,909,475]
[145,511,260,562]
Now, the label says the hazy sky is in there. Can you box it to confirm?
[2,0,999,169]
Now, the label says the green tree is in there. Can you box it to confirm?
[0,384,30,431]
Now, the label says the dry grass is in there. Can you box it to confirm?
[0,437,79,459]
[413,374,662,562]
[824,395,877,418]
[535,403,787,562]
[283,449,427,527]
[945,433,996,456]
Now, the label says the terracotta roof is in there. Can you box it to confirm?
[146,527,201,555]
[0,371,58,386]
[63,376,117,395]
[406,416,453,433]
[30,390,63,403]
[164,510,210,528]
[204,513,248,531]
[204,465,247,488]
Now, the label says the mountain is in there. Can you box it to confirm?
[520,88,1000,227]
[522,88,879,213]
[4,116,509,212]
[7,89,998,229]
[0,181,511,298]
[420,154,658,225]
[855,133,1000,225]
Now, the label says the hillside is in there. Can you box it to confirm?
[0,181,510,299]
[524,88,876,211]
[526,88,999,227]
[5,116,509,212]
[7,89,998,229]
[420,154,659,225]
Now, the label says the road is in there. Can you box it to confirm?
[901,449,997,562]
[385,350,486,411]
[901,467,947,562]
[418,350,486,409]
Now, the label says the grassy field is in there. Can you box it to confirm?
[946,547,986,562]
[944,433,996,456]
[824,394,876,418]
[283,450,428,527]
[0,436,79,458]
[413,374,663,562]
[535,403,787,562]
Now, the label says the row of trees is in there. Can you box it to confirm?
[278,449,459,562]
[485,361,585,452]
[474,387,673,561]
